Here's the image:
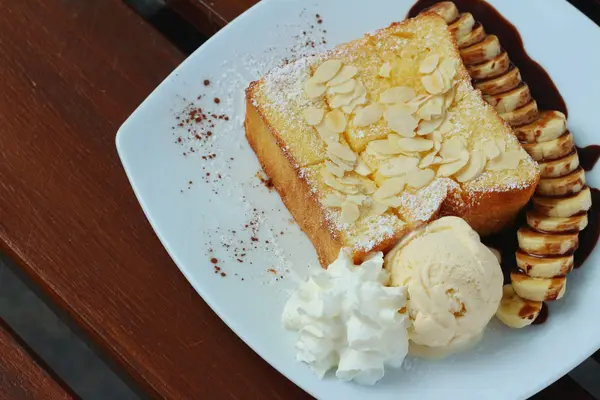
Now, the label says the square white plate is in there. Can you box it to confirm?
[116,1,600,398]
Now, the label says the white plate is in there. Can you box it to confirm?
[116,1,600,398]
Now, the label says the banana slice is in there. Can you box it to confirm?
[496,284,542,328]
[460,35,501,64]
[511,271,566,302]
[457,23,486,48]
[516,251,574,278]
[484,83,531,113]
[522,131,574,161]
[536,167,586,196]
[426,1,459,23]
[468,52,510,80]
[514,111,567,143]
[449,12,475,39]
[532,186,592,217]
[526,210,588,233]
[538,151,579,178]
[499,100,539,127]
[517,227,578,256]
[475,67,522,95]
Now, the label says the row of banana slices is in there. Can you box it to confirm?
[424,2,593,328]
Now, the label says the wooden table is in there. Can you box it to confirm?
[0,0,597,398]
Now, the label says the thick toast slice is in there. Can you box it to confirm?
[245,14,539,266]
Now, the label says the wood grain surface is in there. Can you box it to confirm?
[0,318,76,400]
[0,0,306,399]
[167,0,258,35]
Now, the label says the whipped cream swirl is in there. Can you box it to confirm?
[282,250,409,385]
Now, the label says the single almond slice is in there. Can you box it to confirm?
[354,156,372,176]
[486,149,524,171]
[393,102,420,115]
[455,150,486,182]
[368,201,389,217]
[325,160,346,178]
[328,141,356,162]
[330,92,356,108]
[438,152,469,177]
[328,153,354,171]
[379,62,392,78]
[418,95,444,120]
[482,140,500,160]
[406,168,435,189]
[419,54,440,74]
[379,155,420,177]
[360,180,377,195]
[305,78,326,98]
[324,110,348,133]
[345,194,368,205]
[313,59,343,83]
[380,86,416,104]
[374,177,406,199]
[422,69,445,95]
[444,85,456,109]
[376,196,402,208]
[408,94,431,106]
[354,103,383,127]
[322,192,345,207]
[303,107,325,126]
[496,137,507,152]
[416,114,446,135]
[397,137,434,153]
[328,79,356,94]
[367,139,402,156]
[438,58,458,83]
[321,169,358,194]
[384,105,418,137]
[328,65,358,86]
[340,201,360,224]
[440,137,464,159]
[315,123,339,144]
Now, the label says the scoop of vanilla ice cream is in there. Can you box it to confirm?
[385,216,503,352]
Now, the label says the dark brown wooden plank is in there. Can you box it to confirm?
[0,0,307,399]
[532,375,594,400]
[167,0,258,35]
[0,319,76,400]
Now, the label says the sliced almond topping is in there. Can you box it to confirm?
[360,180,377,195]
[384,105,418,137]
[418,95,444,120]
[325,160,346,178]
[328,65,358,86]
[328,79,356,94]
[303,107,325,126]
[321,168,357,193]
[455,150,486,182]
[330,92,355,108]
[406,168,435,189]
[394,102,419,115]
[354,156,372,176]
[438,58,458,82]
[438,151,469,177]
[482,140,500,160]
[322,192,345,207]
[324,110,347,133]
[397,137,434,153]
[444,85,456,109]
[354,103,383,127]
[328,141,356,162]
[419,54,440,74]
[440,137,464,160]
[329,153,354,171]
[380,86,416,104]
[376,196,402,208]
[416,113,446,135]
[378,62,392,78]
[408,94,431,106]
[379,155,420,177]
[305,78,326,98]
[374,177,406,199]
[486,149,524,171]
[367,139,401,156]
[345,194,368,205]
[422,69,445,95]
[496,137,507,153]
[315,123,339,144]
[368,201,389,217]
[437,115,454,134]
[419,152,436,168]
[340,201,360,224]
[313,59,343,83]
